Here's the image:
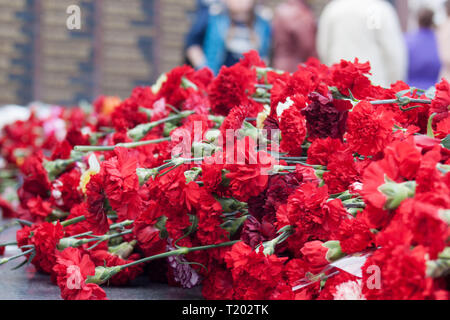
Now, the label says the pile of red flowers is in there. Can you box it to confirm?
[0,51,449,300]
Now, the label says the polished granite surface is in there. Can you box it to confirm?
[0,221,203,300]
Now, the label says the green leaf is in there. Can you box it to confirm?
[442,135,450,150]
[427,113,437,138]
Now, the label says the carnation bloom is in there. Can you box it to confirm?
[19,153,51,198]
[301,92,349,140]
[280,106,307,156]
[102,147,142,220]
[330,58,372,99]
[300,241,329,273]
[286,182,330,241]
[85,172,110,234]
[431,79,450,124]
[208,64,257,116]
[202,267,234,300]
[362,245,438,300]
[224,137,276,202]
[361,138,422,214]
[346,101,394,156]
[323,150,359,193]
[225,242,287,300]
[53,247,107,300]
[133,200,166,257]
[307,137,346,166]
[337,217,374,254]
[16,222,65,274]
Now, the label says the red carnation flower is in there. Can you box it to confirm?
[85,172,110,235]
[280,106,307,156]
[224,138,276,202]
[202,266,234,300]
[102,147,142,221]
[50,169,83,212]
[53,247,107,300]
[307,137,346,166]
[157,65,197,108]
[25,196,52,221]
[16,222,65,274]
[346,101,394,156]
[286,182,330,241]
[431,79,450,125]
[337,217,374,254]
[220,105,249,138]
[225,242,287,300]
[300,240,329,273]
[19,153,51,198]
[112,97,149,131]
[208,64,257,116]
[133,200,166,257]
[361,138,422,213]
[362,245,439,300]
[330,59,372,99]
[323,150,359,193]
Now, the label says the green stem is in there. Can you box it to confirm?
[0,241,18,247]
[0,248,34,265]
[278,157,308,161]
[109,220,134,230]
[128,111,194,141]
[252,97,271,104]
[370,98,431,105]
[60,215,86,227]
[119,240,240,270]
[75,137,171,152]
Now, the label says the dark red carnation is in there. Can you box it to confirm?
[301,92,349,140]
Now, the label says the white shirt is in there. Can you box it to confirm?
[317,0,407,87]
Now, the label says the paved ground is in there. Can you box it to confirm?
[0,221,203,300]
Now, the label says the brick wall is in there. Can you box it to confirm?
[0,0,332,106]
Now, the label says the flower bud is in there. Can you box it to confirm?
[86,266,122,285]
[204,129,221,143]
[136,168,157,186]
[439,209,450,224]
[323,240,345,262]
[238,122,260,141]
[191,141,217,157]
[58,237,84,250]
[184,167,202,183]
[109,240,137,260]
[377,178,416,210]
[44,158,76,181]
[218,198,247,213]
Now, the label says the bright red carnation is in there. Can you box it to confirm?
[53,247,107,300]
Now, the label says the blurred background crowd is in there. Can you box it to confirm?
[0,0,449,108]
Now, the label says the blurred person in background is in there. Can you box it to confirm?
[438,0,450,81]
[272,0,318,73]
[203,0,272,74]
[184,0,223,69]
[406,7,441,89]
[317,0,407,87]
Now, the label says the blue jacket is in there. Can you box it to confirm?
[204,11,271,74]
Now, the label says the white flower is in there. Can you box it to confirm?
[333,280,366,300]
